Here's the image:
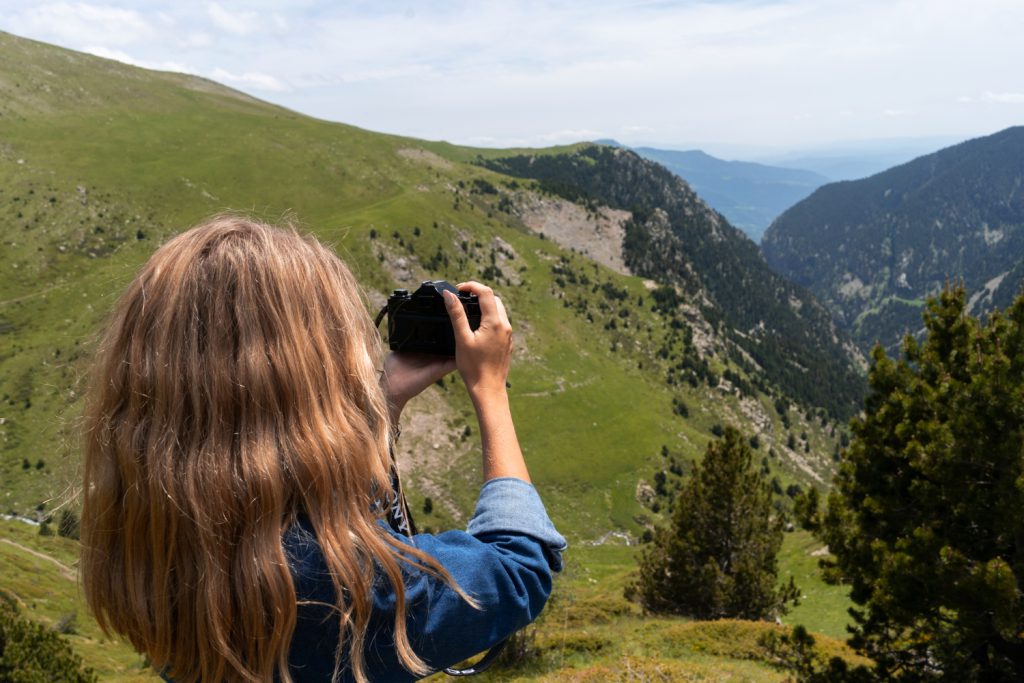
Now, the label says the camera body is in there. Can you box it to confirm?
[386,281,481,355]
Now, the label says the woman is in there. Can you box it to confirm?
[80,216,565,682]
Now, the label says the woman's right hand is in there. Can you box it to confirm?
[442,281,513,402]
[443,281,529,483]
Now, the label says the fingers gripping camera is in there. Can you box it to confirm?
[386,281,482,356]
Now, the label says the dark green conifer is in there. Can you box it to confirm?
[57,510,80,540]
[635,427,798,619]
[823,286,1024,681]
[793,487,821,532]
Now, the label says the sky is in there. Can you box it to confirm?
[1,0,1022,157]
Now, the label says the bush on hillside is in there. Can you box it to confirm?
[0,599,96,682]
[759,625,874,682]
[58,510,80,540]
[633,427,799,619]
[792,487,821,532]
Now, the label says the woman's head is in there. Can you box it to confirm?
[81,216,445,682]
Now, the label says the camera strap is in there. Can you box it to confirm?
[373,305,388,330]
[385,452,508,676]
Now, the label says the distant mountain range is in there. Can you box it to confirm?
[598,141,828,241]
[762,126,1024,353]
[759,136,964,182]
[767,153,917,184]
[479,146,864,417]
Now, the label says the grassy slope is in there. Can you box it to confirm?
[1,519,151,680]
[0,31,855,678]
[0,28,839,537]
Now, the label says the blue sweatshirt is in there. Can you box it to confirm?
[284,477,567,681]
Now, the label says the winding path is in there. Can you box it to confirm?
[1,538,76,581]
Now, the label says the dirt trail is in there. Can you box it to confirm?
[1,538,76,581]
[0,281,68,307]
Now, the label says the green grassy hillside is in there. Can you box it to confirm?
[0,30,857,678]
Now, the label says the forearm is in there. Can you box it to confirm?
[471,389,530,483]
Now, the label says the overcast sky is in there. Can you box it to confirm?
[2,0,1022,156]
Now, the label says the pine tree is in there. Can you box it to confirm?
[823,286,1024,681]
[57,510,80,540]
[636,427,798,619]
[793,487,821,532]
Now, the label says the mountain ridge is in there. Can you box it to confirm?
[762,126,1024,352]
[477,146,864,419]
[593,139,827,241]
[632,146,828,241]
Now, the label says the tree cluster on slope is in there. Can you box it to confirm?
[762,126,1024,353]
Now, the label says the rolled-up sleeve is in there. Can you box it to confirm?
[286,478,567,681]
[384,478,566,674]
[466,477,567,571]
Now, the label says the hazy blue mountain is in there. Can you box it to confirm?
[760,135,965,181]
[596,141,828,241]
[769,154,907,182]
[762,126,1024,354]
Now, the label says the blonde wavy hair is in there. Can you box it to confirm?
[81,216,460,682]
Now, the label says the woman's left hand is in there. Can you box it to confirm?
[380,351,457,424]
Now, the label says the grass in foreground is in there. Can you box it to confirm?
[2,520,860,682]
[439,537,861,681]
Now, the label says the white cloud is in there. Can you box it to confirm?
[181,32,214,48]
[83,45,196,75]
[340,64,435,84]
[7,2,154,46]
[3,0,1024,149]
[983,91,1024,103]
[621,125,656,134]
[536,129,606,144]
[273,0,1024,146]
[80,46,287,94]
[206,2,260,36]
[209,67,290,92]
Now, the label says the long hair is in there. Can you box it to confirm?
[81,216,459,682]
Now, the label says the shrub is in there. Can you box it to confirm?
[0,601,97,682]
[58,510,80,540]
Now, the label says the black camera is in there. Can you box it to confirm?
[385,281,481,355]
